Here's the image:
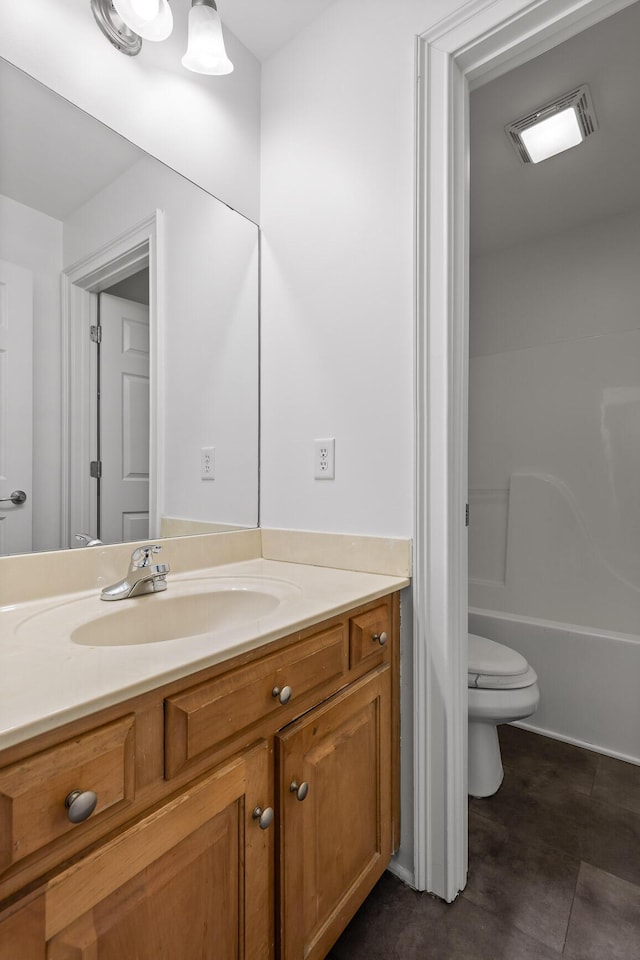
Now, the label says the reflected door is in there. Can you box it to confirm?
[99,292,150,544]
[0,259,32,556]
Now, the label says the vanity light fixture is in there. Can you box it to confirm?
[113,0,174,41]
[90,0,234,75]
[182,0,234,75]
[505,85,598,164]
[91,0,143,56]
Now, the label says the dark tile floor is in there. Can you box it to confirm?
[328,725,640,959]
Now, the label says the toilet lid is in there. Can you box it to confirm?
[468,633,537,689]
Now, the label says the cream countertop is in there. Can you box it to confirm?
[0,557,408,751]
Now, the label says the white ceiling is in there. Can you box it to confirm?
[470,0,640,257]
[221,0,336,62]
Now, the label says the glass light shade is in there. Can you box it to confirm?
[113,0,173,41]
[182,4,234,75]
[520,107,584,163]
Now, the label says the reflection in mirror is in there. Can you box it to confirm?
[0,59,259,556]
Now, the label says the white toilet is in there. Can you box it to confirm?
[467,633,540,798]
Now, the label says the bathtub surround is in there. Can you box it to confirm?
[469,206,640,764]
[469,208,640,634]
[470,609,640,766]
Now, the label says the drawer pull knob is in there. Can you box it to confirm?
[290,780,309,802]
[252,806,275,830]
[272,684,292,705]
[65,789,98,823]
[372,631,388,646]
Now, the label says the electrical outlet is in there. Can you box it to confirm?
[314,438,335,480]
[200,446,215,480]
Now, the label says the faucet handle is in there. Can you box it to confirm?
[130,544,162,567]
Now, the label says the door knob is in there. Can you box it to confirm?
[0,490,27,505]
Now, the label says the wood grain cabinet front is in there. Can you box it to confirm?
[0,715,135,874]
[164,623,348,779]
[277,666,392,960]
[1,741,274,960]
[0,591,400,960]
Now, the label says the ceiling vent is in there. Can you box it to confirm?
[505,84,598,164]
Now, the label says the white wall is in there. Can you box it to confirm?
[259,0,469,885]
[260,0,457,538]
[64,156,259,529]
[0,0,261,222]
[0,195,63,551]
[469,209,640,633]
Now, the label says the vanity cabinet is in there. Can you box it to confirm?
[277,666,391,960]
[0,592,400,960]
[48,740,272,960]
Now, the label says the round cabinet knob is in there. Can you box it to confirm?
[272,684,292,705]
[65,789,98,824]
[372,631,388,646]
[252,806,275,830]
[290,780,309,802]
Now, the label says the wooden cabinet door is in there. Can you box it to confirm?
[43,741,274,960]
[277,666,391,960]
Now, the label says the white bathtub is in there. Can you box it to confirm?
[469,607,640,766]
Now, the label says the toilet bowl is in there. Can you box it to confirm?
[468,633,540,798]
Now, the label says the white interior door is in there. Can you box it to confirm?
[99,293,150,544]
[0,259,33,556]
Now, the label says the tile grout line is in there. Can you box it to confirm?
[560,861,583,956]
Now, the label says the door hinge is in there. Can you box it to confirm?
[465,503,469,527]
[90,324,102,344]
[90,460,102,479]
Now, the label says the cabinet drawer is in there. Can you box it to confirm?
[349,603,390,669]
[165,624,348,778]
[0,716,135,873]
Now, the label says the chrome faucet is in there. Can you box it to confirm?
[100,544,170,601]
[75,533,103,547]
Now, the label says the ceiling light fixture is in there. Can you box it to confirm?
[505,85,598,164]
[91,0,234,75]
[182,0,234,75]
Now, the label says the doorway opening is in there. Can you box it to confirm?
[93,269,150,544]
[414,0,637,903]
[61,212,163,548]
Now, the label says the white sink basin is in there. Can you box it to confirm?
[14,575,301,649]
[72,587,282,646]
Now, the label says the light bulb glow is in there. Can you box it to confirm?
[113,0,173,40]
[520,107,583,163]
[182,4,234,75]
[130,0,159,20]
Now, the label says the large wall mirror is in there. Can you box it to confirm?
[0,59,259,557]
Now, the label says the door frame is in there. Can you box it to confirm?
[414,0,636,901]
[60,211,165,546]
